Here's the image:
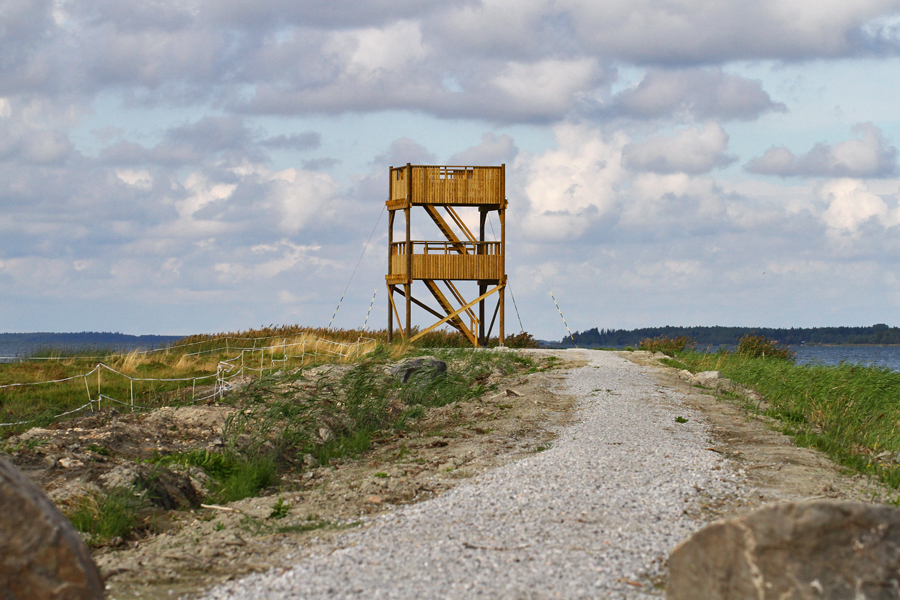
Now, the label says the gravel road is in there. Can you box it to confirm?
[204,349,740,599]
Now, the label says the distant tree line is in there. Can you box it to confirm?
[556,324,900,347]
[0,331,183,349]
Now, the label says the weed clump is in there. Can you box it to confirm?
[736,334,795,361]
[639,335,695,356]
[66,486,148,545]
[153,448,276,504]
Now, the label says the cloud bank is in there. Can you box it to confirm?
[3,0,900,336]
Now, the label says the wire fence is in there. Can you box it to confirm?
[0,335,376,429]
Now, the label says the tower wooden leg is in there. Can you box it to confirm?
[405,282,411,339]
[387,284,393,343]
[499,283,505,347]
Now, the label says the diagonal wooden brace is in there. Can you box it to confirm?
[424,281,477,345]
[423,206,469,254]
[410,284,503,342]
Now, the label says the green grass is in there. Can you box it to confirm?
[676,348,900,491]
[153,448,277,504]
[0,325,541,435]
[0,326,386,436]
[144,345,536,505]
[66,486,148,545]
[268,497,290,520]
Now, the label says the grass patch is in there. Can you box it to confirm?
[268,497,290,520]
[676,344,900,491]
[66,486,148,545]
[153,448,276,504]
[180,345,535,493]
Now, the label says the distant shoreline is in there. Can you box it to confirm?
[0,332,184,353]
[561,325,900,347]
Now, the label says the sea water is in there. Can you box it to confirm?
[793,345,900,371]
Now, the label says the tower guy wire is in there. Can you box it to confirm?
[327,205,386,331]
[504,206,579,346]
[488,214,525,333]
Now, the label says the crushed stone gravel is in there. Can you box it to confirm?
[203,349,741,599]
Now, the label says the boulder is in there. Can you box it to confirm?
[668,501,900,600]
[0,455,104,600]
[133,464,200,510]
[97,463,199,510]
[692,370,722,388]
[389,358,447,384]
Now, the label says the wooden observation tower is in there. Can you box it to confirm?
[386,164,506,347]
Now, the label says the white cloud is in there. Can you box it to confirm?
[116,169,152,189]
[179,173,237,220]
[330,20,430,78]
[610,68,785,121]
[515,123,628,238]
[746,123,899,178]
[622,122,735,174]
[419,2,894,69]
[266,167,340,233]
[491,59,600,117]
[215,240,323,282]
[818,178,896,233]
[447,133,518,165]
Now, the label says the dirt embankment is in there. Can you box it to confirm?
[3,349,893,599]
[3,350,586,599]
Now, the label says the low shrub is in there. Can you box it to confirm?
[736,334,795,361]
[639,335,695,356]
[502,332,541,348]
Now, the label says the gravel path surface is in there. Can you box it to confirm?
[204,350,740,599]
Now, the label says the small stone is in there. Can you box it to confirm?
[318,427,333,443]
[303,454,320,468]
[365,495,382,504]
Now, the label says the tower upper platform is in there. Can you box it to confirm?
[387,165,506,209]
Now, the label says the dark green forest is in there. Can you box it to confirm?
[0,332,183,349]
[555,324,900,347]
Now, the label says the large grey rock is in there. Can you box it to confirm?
[668,501,900,600]
[692,370,722,388]
[389,358,447,383]
[0,455,104,600]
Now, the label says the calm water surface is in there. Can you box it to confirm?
[4,340,900,370]
[793,345,900,371]
[0,340,161,361]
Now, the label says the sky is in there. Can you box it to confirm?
[3,0,900,340]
